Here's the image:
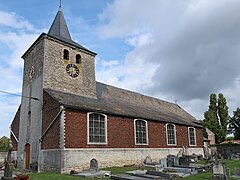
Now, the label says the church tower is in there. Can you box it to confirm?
[17,6,97,169]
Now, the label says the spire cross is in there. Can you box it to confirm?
[59,0,62,8]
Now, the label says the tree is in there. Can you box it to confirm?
[229,108,240,140]
[218,93,229,138]
[0,136,9,152]
[203,93,229,144]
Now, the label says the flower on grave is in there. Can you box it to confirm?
[16,174,30,180]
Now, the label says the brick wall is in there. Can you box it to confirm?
[10,106,20,151]
[64,108,203,149]
[41,90,61,149]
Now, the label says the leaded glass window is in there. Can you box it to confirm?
[167,124,176,145]
[88,113,106,143]
[135,120,148,144]
[189,127,196,146]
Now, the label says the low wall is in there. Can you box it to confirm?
[0,152,7,163]
[40,148,203,173]
[211,144,240,157]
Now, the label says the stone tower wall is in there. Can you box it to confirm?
[43,37,97,98]
[17,38,44,169]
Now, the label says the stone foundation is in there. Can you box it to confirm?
[39,148,203,173]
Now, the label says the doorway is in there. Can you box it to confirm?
[25,143,30,169]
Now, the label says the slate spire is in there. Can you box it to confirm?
[48,6,71,40]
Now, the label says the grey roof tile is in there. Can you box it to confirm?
[45,82,201,127]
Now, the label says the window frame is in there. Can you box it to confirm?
[87,112,108,145]
[166,123,177,146]
[188,127,197,146]
[134,119,149,145]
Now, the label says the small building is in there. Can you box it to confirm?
[206,127,216,145]
[10,5,204,172]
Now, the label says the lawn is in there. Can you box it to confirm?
[26,160,240,180]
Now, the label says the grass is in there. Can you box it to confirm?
[27,172,80,180]
[24,160,240,180]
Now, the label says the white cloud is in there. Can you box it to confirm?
[0,10,41,137]
[127,32,153,48]
[0,11,35,31]
[97,0,240,119]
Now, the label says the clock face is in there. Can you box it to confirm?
[66,64,80,78]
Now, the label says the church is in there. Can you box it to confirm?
[10,5,204,173]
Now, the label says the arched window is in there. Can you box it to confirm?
[134,119,148,145]
[188,127,196,146]
[76,54,81,64]
[63,49,69,60]
[88,113,107,144]
[166,124,176,145]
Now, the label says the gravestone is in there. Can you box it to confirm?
[155,165,164,172]
[159,158,167,168]
[143,156,158,166]
[74,158,110,178]
[234,168,240,178]
[90,158,99,172]
[212,162,226,180]
[226,168,230,178]
[143,156,151,164]
[177,148,183,158]
[167,155,176,167]
[179,156,190,166]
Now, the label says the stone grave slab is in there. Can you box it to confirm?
[73,158,111,178]
[146,170,177,179]
[212,162,226,180]
[111,174,153,180]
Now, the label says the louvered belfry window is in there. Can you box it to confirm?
[76,54,81,64]
[63,49,69,60]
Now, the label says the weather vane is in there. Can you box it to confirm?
[59,0,62,8]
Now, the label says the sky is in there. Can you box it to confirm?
[0,0,240,137]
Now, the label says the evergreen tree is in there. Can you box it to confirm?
[229,108,240,140]
[217,93,229,142]
[203,93,229,144]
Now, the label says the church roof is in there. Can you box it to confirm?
[44,82,201,127]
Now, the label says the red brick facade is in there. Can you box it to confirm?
[41,91,61,149]
[64,107,203,149]
[11,94,203,151]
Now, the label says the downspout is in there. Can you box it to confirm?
[59,105,66,173]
